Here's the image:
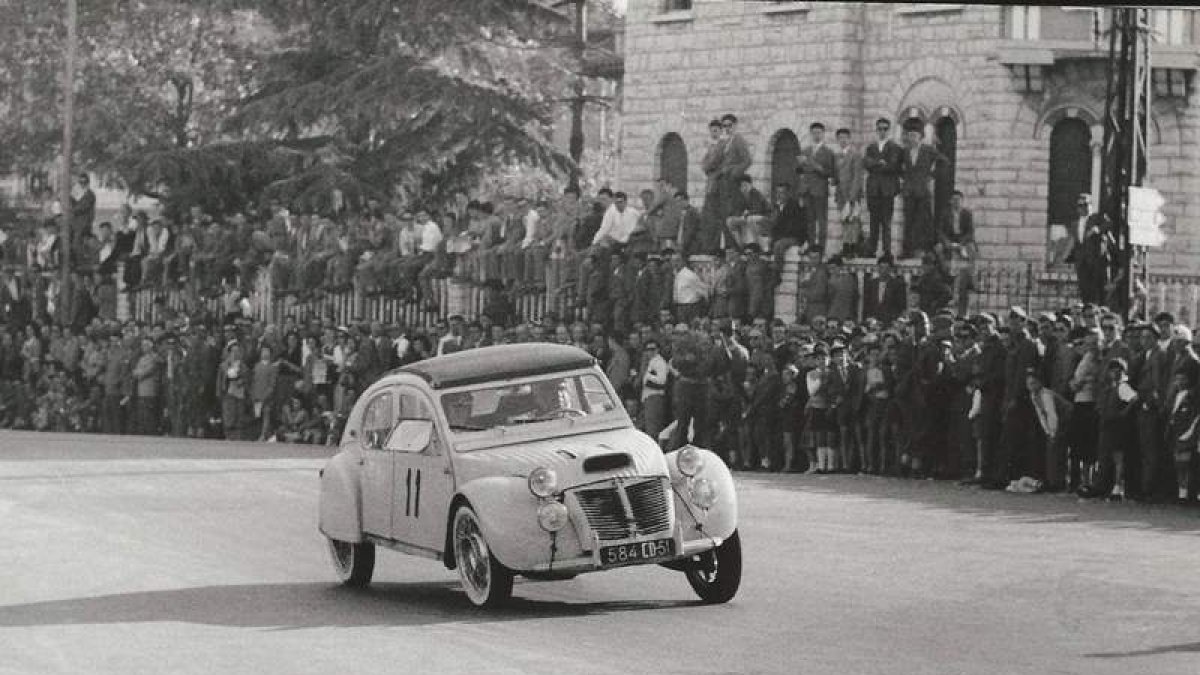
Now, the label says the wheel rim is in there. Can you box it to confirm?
[328,539,353,579]
[688,550,719,586]
[455,511,491,602]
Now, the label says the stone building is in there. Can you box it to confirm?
[619,2,1200,274]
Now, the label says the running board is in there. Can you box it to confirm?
[363,533,444,562]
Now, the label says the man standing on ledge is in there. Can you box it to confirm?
[863,118,903,259]
[797,122,835,254]
[899,118,948,258]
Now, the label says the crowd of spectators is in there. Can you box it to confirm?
[2,300,1199,506]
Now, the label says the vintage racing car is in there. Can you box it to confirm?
[318,344,741,607]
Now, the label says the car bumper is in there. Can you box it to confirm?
[526,532,723,574]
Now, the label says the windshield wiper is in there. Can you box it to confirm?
[448,423,489,432]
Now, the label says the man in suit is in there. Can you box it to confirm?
[1132,322,1170,500]
[769,182,808,279]
[796,122,835,253]
[899,119,948,258]
[834,128,865,257]
[863,118,904,259]
[674,191,702,259]
[1068,193,1111,306]
[862,254,907,324]
[942,190,976,259]
[827,340,865,472]
[717,114,753,231]
[700,119,728,253]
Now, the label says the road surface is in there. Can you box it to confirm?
[1,431,1198,675]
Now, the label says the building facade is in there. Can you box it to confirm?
[619,2,1200,273]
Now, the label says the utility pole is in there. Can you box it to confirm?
[569,0,588,191]
[1098,7,1151,320]
[59,0,78,320]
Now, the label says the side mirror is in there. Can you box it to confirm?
[384,419,433,454]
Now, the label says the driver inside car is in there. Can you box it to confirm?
[444,392,475,429]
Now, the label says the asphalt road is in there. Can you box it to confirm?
[1,431,1198,675]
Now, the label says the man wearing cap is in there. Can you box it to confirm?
[716,114,753,229]
[899,119,948,258]
[972,312,1008,486]
[797,122,835,252]
[892,309,927,474]
[131,336,162,436]
[827,339,864,472]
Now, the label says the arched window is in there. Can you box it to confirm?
[658,133,688,195]
[1046,118,1092,241]
[932,116,958,235]
[770,129,800,194]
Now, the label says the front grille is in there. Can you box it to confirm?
[571,477,672,542]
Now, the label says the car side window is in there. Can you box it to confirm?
[360,392,395,450]
[397,390,438,454]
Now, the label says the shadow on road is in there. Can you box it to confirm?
[735,473,1200,535]
[0,582,699,630]
[1085,641,1200,658]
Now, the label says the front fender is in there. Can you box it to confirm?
[665,446,738,543]
[318,449,363,543]
[456,477,584,572]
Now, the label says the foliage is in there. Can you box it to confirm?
[0,0,264,175]
[1,0,583,215]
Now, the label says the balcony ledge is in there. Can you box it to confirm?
[993,39,1200,70]
[649,10,694,25]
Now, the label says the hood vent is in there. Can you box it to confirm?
[583,453,632,473]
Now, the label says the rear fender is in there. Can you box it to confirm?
[665,446,738,543]
[318,449,363,543]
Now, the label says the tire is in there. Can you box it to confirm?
[684,530,742,604]
[452,506,513,608]
[327,537,375,588]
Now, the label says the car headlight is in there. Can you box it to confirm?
[676,445,704,477]
[689,477,717,510]
[528,467,559,497]
[537,501,570,532]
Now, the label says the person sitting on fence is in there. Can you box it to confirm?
[726,174,770,249]
[415,208,445,309]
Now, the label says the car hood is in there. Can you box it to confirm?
[451,427,668,487]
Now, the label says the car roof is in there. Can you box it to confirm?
[394,343,598,390]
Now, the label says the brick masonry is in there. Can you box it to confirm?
[620,1,1200,275]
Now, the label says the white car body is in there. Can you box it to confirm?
[318,344,740,605]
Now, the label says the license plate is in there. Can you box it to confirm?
[599,538,675,568]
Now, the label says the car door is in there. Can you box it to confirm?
[388,388,455,554]
[358,390,397,537]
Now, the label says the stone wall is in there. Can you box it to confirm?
[621,1,1200,275]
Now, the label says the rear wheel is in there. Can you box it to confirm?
[453,506,513,607]
[684,530,742,604]
[327,537,375,588]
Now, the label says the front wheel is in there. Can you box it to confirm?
[327,537,375,588]
[453,506,513,607]
[684,530,742,604]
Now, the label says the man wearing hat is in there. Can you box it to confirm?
[827,339,864,472]
[899,118,948,257]
[891,309,928,475]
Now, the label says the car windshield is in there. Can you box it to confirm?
[440,372,617,434]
